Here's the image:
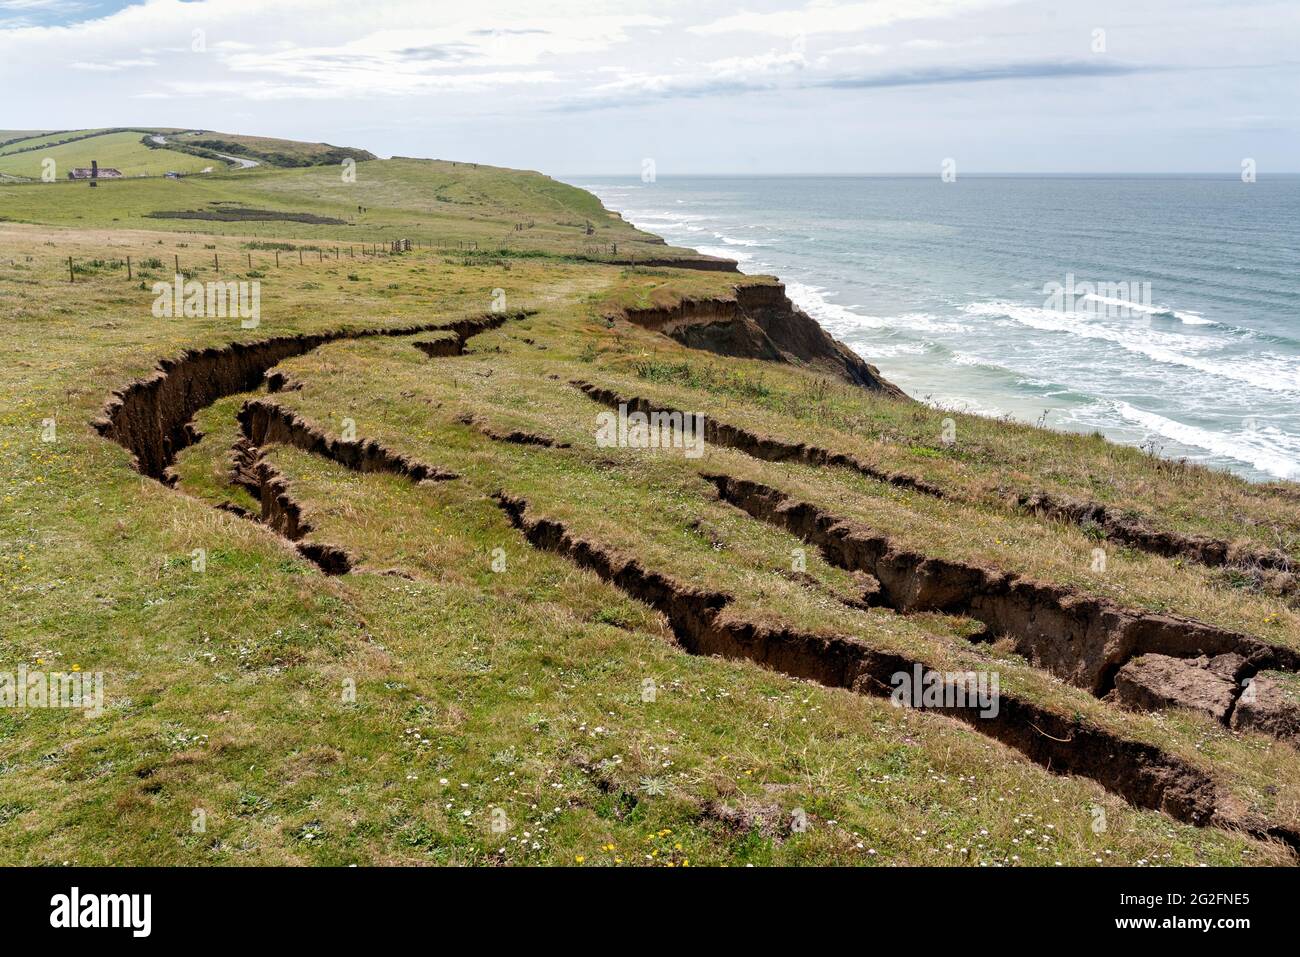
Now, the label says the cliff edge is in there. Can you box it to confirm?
[621,281,907,398]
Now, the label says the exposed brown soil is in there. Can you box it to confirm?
[439,310,534,347]
[264,369,303,393]
[1017,490,1296,586]
[1233,674,1300,741]
[145,208,348,225]
[413,311,536,359]
[88,294,1300,850]
[618,283,905,395]
[239,398,459,483]
[1111,654,1242,723]
[703,473,1300,704]
[574,380,1295,589]
[92,310,529,482]
[93,311,528,573]
[412,334,463,358]
[609,256,740,273]
[700,798,787,838]
[228,436,353,574]
[491,489,1296,845]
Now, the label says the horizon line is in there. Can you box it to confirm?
[553,170,1300,178]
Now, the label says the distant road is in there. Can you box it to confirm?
[150,134,259,170]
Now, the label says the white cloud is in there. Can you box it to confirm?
[70,56,157,71]
[0,0,1293,173]
[0,1,667,102]
[145,70,560,101]
[691,0,1015,37]
[824,41,887,56]
[704,49,808,78]
[902,36,986,50]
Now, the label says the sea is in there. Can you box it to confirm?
[568,174,1300,483]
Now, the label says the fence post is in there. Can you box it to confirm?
[299,249,303,265]
[275,250,280,267]
[126,256,132,280]
[68,257,74,282]
[174,254,180,275]
[214,252,219,273]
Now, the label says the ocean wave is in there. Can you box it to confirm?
[864,341,928,358]
[575,177,1300,485]
[694,244,755,263]
[965,300,1300,395]
[1108,401,1300,480]
[622,216,710,233]
[1080,293,1214,325]
[715,234,767,247]
[951,351,995,368]
[921,395,1015,419]
[786,282,971,336]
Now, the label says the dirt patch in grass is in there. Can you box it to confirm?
[145,207,348,225]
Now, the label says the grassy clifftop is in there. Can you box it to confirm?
[162,131,376,168]
[0,128,374,181]
[0,145,1297,866]
[0,153,717,264]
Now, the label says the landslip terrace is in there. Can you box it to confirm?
[0,152,1297,865]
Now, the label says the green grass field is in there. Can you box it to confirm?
[0,130,212,179]
[0,130,73,152]
[166,131,375,167]
[0,128,377,183]
[0,157,711,261]
[0,140,1296,866]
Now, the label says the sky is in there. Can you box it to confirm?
[0,0,1296,175]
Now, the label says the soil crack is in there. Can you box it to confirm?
[574,380,1295,588]
[702,473,1300,709]
[93,310,531,482]
[489,489,1291,843]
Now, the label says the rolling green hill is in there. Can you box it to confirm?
[0,129,212,179]
[0,128,376,183]
[0,155,711,262]
[163,130,376,168]
[0,130,64,150]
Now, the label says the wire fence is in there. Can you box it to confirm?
[59,238,487,282]
[57,237,637,282]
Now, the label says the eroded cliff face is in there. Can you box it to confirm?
[621,281,906,397]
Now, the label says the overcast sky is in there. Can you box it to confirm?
[1,0,1296,175]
